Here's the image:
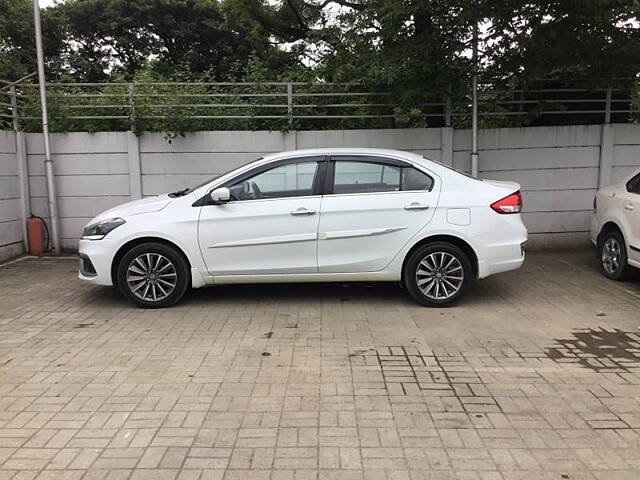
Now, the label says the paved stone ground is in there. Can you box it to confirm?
[1,250,640,480]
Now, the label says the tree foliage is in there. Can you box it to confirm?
[483,0,640,83]
[1,0,638,132]
[0,0,66,80]
[1,0,294,82]
[3,0,637,87]
[54,0,284,80]
[226,0,639,95]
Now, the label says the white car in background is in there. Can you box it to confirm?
[592,169,640,280]
[78,148,527,308]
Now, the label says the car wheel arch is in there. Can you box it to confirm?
[401,234,479,284]
[598,221,626,247]
[111,236,192,287]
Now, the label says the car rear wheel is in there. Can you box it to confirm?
[403,242,472,307]
[598,230,635,281]
[117,242,189,308]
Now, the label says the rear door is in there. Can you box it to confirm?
[622,172,640,263]
[317,155,440,273]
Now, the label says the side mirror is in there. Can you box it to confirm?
[210,187,230,204]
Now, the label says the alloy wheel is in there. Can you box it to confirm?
[416,252,464,300]
[602,237,621,275]
[126,253,177,302]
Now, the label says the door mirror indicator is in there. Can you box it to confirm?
[210,187,230,204]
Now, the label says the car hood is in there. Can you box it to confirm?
[88,195,172,225]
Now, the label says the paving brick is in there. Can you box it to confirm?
[1,253,640,479]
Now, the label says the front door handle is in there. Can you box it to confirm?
[624,203,635,211]
[291,207,316,216]
[404,202,430,211]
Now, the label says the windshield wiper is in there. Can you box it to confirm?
[168,188,190,198]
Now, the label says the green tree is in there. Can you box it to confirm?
[54,0,289,80]
[323,0,476,102]
[226,0,640,99]
[0,0,65,81]
[483,0,640,85]
[224,0,480,125]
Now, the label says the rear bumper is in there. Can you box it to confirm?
[477,241,526,278]
[78,238,116,286]
[475,215,527,279]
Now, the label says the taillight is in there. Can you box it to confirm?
[593,195,597,213]
[491,191,522,214]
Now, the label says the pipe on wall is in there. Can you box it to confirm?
[33,0,60,254]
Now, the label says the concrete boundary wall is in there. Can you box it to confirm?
[138,129,444,196]
[0,131,25,262]
[455,125,606,235]
[0,124,638,254]
[27,132,131,251]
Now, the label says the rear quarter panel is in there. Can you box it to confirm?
[384,171,527,278]
[592,185,629,247]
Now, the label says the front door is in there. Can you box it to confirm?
[318,156,440,273]
[197,157,325,275]
[622,172,640,263]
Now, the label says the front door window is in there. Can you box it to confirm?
[228,161,320,201]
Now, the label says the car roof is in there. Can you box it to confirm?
[247,148,467,182]
[263,147,427,162]
[190,147,463,197]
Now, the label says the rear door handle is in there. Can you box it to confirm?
[291,207,316,216]
[404,202,430,211]
[624,203,635,211]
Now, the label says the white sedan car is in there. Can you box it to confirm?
[591,169,640,280]
[79,148,527,308]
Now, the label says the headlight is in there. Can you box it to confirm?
[82,218,126,240]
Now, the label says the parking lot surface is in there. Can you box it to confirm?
[1,250,640,480]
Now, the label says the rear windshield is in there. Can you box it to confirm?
[425,157,480,180]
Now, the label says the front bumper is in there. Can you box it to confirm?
[78,238,117,286]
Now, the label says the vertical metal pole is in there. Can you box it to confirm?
[286,83,293,129]
[470,21,479,178]
[128,82,136,131]
[10,86,19,132]
[444,95,452,127]
[11,87,30,252]
[33,0,60,254]
[604,87,612,124]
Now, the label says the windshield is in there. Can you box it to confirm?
[168,156,263,197]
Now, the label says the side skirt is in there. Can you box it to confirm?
[208,270,400,285]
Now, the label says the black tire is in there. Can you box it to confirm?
[403,242,472,307]
[598,229,636,281]
[116,242,190,308]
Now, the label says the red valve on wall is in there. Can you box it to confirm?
[27,216,45,256]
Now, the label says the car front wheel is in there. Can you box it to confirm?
[117,242,190,308]
[403,242,472,307]
[598,230,635,281]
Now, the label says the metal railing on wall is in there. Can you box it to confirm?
[1,80,638,132]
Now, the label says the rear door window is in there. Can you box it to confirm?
[333,161,401,194]
[331,157,433,194]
